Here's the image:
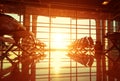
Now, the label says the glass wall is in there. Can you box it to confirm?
[36,16,96,81]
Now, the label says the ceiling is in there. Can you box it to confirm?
[0,0,119,11]
[0,0,120,19]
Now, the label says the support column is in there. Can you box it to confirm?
[95,19,102,81]
[23,13,30,31]
[101,20,107,81]
[22,12,31,81]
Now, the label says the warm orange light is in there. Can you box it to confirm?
[52,56,61,73]
[102,0,110,5]
[51,51,67,74]
[37,16,70,74]
[51,33,68,49]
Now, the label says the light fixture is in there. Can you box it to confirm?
[102,0,111,5]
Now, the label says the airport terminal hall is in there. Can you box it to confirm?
[0,0,120,81]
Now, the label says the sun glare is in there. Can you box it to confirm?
[52,33,68,49]
[50,17,70,74]
[51,33,68,74]
[37,16,70,74]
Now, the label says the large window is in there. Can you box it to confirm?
[36,16,96,81]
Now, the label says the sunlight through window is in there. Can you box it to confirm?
[36,16,96,75]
